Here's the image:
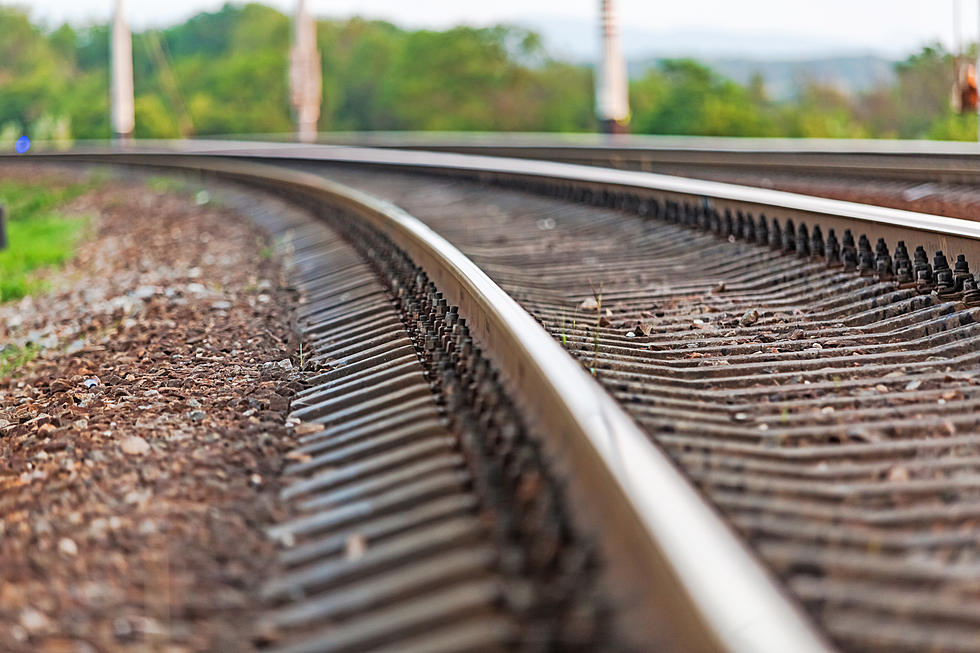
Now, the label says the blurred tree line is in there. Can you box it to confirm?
[0,3,975,141]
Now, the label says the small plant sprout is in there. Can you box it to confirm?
[258,236,274,260]
[560,307,568,347]
[588,280,603,377]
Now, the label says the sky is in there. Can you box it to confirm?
[10,0,980,60]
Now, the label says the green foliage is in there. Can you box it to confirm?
[319,20,591,132]
[631,59,874,138]
[631,59,777,136]
[0,343,38,377]
[780,82,868,138]
[0,5,974,140]
[377,26,526,130]
[134,95,180,138]
[927,111,978,140]
[0,181,90,302]
[894,44,955,136]
[0,4,596,138]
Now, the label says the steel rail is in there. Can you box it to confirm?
[164,131,980,184]
[307,132,980,185]
[39,141,980,264]
[14,151,836,652]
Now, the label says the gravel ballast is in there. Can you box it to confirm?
[0,167,300,652]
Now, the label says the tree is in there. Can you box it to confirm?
[0,4,977,142]
[630,60,774,136]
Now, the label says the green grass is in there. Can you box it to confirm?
[0,180,86,218]
[146,175,187,193]
[0,343,38,376]
[0,180,91,302]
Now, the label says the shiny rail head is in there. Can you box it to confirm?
[170,141,980,304]
[272,131,980,186]
[24,140,980,241]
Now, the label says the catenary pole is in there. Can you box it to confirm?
[596,0,630,134]
[110,0,134,141]
[290,0,322,144]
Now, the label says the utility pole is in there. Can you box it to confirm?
[290,0,321,144]
[596,0,630,134]
[110,0,134,141]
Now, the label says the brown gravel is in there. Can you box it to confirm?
[0,166,300,652]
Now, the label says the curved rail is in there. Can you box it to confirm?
[320,132,980,185]
[191,131,980,184]
[40,141,980,262]
[10,150,837,652]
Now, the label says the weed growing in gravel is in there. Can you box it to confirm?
[0,343,38,376]
[0,180,91,302]
[146,175,187,194]
[258,240,274,260]
[560,308,568,347]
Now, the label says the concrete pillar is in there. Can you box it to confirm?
[596,0,630,134]
[290,0,322,143]
[110,0,135,141]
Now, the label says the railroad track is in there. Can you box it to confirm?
[313,131,980,185]
[313,132,980,220]
[12,142,980,651]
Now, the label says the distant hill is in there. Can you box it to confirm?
[628,56,897,100]
[518,16,873,62]
[519,15,899,100]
